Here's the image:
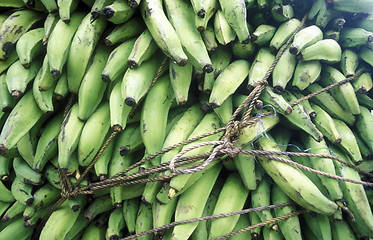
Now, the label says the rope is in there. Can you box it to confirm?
[120,202,293,240]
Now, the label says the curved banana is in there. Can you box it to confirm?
[169,61,193,105]
[135,202,153,240]
[299,39,342,63]
[0,73,14,112]
[303,212,331,240]
[0,50,18,75]
[2,201,25,222]
[106,207,126,239]
[359,42,373,67]
[128,29,158,69]
[331,219,356,240]
[53,70,69,100]
[270,18,301,51]
[123,198,140,234]
[356,105,373,153]
[214,10,236,45]
[0,217,35,240]
[340,27,373,48]
[310,103,341,144]
[291,60,322,91]
[289,25,323,55]
[78,44,110,120]
[248,48,275,89]
[251,24,276,46]
[102,0,135,24]
[42,12,59,45]
[57,0,80,23]
[16,28,44,68]
[201,23,218,52]
[271,4,294,23]
[104,16,145,46]
[90,0,115,20]
[11,176,34,206]
[340,49,359,77]
[47,13,85,78]
[109,80,132,132]
[94,132,115,179]
[272,46,297,93]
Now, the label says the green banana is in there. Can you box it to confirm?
[233,143,257,190]
[291,60,322,91]
[141,74,174,158]
[214,10,236,45]
[16,28,44,68]
[53,70,68,100]
[271,4,294,23]
[0,91,44,156]
[352,67,372,94]
[11,176,34,206]
[64,211,90,240]
[251,24,276,46]
[0,217,35,240]
[0,0,25,7]
[330,145,373,238]
[302,212,331,240]
[272,46,297,93]
[255,134,338,215]
[152,197,178,234]
[141,0,188,66]
[326,17,346,31]
[0,155,12,181]
[232,39,256,59]
[281,90,323,142]
[109,81,132,132]
[78,44,110,120]
[270,18,301,51]
[40,201,82,240]
[81,220,106,240]
[13,157,43,185]
[299,39,341,63]
[320,65,360,115]
[84,195,115,221]
[330,219,357,240]
[259,86,293,115]
[356,92,373,109]
[0,49,18,75]
[305,83,355,126]
[78,103,110,167]
[122,51,168,106]
[194,0,218,32]
[102,0,135,24]
[310,103,341,144]
[47,13,85,78]
[58,103,85,170]
[292,91,317,118]
[201,23,219,52]
[106,17,145,47]
[248,48,275,89]
[67,13,107,94]
[42,12,58,45]
[355,105,373,153]
[128,29,158,69]
[340,49,359,77]
[0,180,14,202]
[0,9,44,61]
[23,183,60,220]
[135,202,153,240]
[1,201,25,222]
[249,211,262,239]
[169,61,193,105]
[164,0,212,73]
[227,214,252,240]
[209,60,250,108]
[332,118,362,164]
[208,172,249,239]
[213,95,233,124]
[203,45,232,94]
[0,73,14,112]
[102,38,136,82]
[340,27,373,48]
[6,59,42,98]
[271,184,302,240]
[33,57,56,113]
[219,0,250,43]
[123,198,140,234]
[44,164,61,189]
[57,0,80,23]
[106,207,126,239]
[289,25,323,55]
[94,132,116,179]
[359,42,373,67]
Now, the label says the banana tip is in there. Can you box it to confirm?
[102,8,114,19]
[128,60,138,69]
[177,59,188,66]
[51,69,60,79]
[71,205,80,212]
[0,145,9,157]
[273,86,284,94]
[129,0,139,8]
[197,9,206,18]
[11,90,22,99]
[101,74,111,82]
[125,97,137,107]
[109,235,119,240]
[203,64,213,73]
[289,46,299,55]
[26,198,34,206]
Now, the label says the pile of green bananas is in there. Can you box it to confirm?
[0,0,372,239]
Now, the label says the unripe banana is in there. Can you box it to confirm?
[314,1,338,28]
[272,46,297,93]
[0,0,25,7]
[47,13,85,78]
[270,18,301,51]
[208,172,249,239]
[128,29,158,69]
[0,91,44,156]
[78,44,110,121]
[102,38,136,82]
[0,217,35,240]
[90,0,114,20]
[53,69,68,100]
[0,9,44,61]
[256,134,338,215]
[214,10,236,45]
[169,61,193,105]
[67,13,107,94]
[340,27,373,47]
[305,83,355,126]
[248,48,275,89]
[123,198,140,234]
[289,25,323,55]
[232,39,256,59]
[299,39,341,63]
[16,28,44,68]
[302,212,331,240]
[58,103,85,170]
[201,23,219,52]
[194,0,218,32]
[320,65,360,115]
[329,0,373,13]
[0,155,12,181]
[6,59,42,98]
[352,66,372,94]
[356,105,373,154]
[109,81,132,132]
[324,29,340,41]
[271,4,294,22]
[57,0,80,23]
[123,51,168,106]
[94,132,115,179]
[340,49,359,77]
[359,42,373,67]
[0,50,18,75]
[140,0,188,66]
[291,60,322,91]
[356,92,373,109]
[259,86,292,115]
[11,175,34,206]
[251,24,276,46]
[106,207,126,239]
[164,0,212,73]
[209,59,250,108]
[2,201,25,222]
[78,103,110,167]
[64,211,90,239]
[310,103,341,144]
[0,73,14,112]
[44,164,61,189]
[331,219,356,240]
[42,12,58,45]
[102,0,135,24]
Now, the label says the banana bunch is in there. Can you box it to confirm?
[0,0,372,239]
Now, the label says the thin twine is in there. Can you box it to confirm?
[120,202,293,240]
